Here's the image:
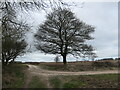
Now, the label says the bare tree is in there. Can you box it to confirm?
[0,1,84,64]
[1,3,29,65]
[54,55,60,63]
[35,7,96,65]
[0,0,77,13]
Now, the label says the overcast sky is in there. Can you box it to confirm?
[16,1,118,62]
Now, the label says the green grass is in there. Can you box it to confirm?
[2,62,119,88]
[49,74,119,88]
[2,63,28,88]
[28,76,46,88]
[63,81,86,88]
[49,76,62,88]
[89,74,118,80]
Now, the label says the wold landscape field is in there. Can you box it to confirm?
[1,1,119,89]
[2,59,119,88]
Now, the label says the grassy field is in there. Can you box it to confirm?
[28,76,47,88]
[25,74,119,88]
[2,63,28,88]
[49,74,119,88]
[2,60,119,88]
[36,60,118,72]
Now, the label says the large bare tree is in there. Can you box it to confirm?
[35,8,96,64]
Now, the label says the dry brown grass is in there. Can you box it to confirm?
[25,60,118,72]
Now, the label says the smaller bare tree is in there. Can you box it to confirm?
[1,4,29,65]
[54,55,60,63]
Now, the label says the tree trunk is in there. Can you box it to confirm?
[5,59,9,65]
[63,54,67,65]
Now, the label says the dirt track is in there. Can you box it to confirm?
[27,64,118,76]
[24,64,118,88]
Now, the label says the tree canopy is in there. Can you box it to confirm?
[35,7,96,64]
[0,1,77,64]
[1,2,29,64]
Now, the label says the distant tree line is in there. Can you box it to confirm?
[97,58,119,61]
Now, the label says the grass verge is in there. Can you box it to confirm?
[28,76,47,88]
[49,74,119,88]
[49,76,62,88]
[2,63,28,88]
